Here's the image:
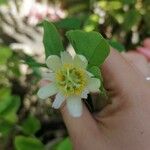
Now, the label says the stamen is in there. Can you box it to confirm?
[55,64,87,96]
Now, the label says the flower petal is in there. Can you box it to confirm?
[61,51,73,64]
[86,71,94,77]
[42,72,55,81]
[46,55,62,71]
[52,93,65,109]
[73,54,88,69]
[80,89,89,99]
[67,96,83,117]
[87,78,101,93]
[37,83,58,99]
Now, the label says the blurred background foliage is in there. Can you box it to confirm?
[0,0,149,149]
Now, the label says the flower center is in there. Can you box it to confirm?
[55,64,87,96]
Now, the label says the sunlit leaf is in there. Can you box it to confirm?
[83,14,99,32]
[0,46,12,65]
[51,138,72,150]
[0,0,7,5]
[98,1,122,10]
[15,136,45,150]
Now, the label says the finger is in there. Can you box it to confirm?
[101,48,144,93]
[60,104,101,149]
[137,47,150,61]
[143,38,150,49]
[122,51,150,77]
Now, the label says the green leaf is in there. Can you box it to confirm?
[51,138,72,150]
[121,0,135,4]
[24,55,45,68]
[88,66,104,88]
[88,66,101,79]
[98,1,122,10]
[123,9,141,31]
[89,66,107,98]
[0,120,13,138]
[66,30,110,67]
[43,20,64,58]
[21,115,41,135]
[15,136,45,150]
[0,96,21,123]
[0,46,12,65]
[0,88,12,113]
[108,39,125,52]
[83,14,99,32]
[0,0,7,5]
[55,17,81,30]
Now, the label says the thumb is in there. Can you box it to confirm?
[60,104,101,149]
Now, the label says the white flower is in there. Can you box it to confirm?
[37,51,101,117]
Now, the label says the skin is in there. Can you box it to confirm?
[60,48,150,150]
[137,38,150,61]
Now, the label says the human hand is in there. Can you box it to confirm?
[60,49,150,150]
[122,51,150,77]
[137,38,150,61]
[122,38,150,77]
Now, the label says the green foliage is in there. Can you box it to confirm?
[88,66,101,79]
[0,88,12,113]
[0,95,20,123]
[123,9,141,31]
[83,14,99,32]
[108,39,125,52]
[0,88,20,123]
[0,0,7,5]
[122,0,136,4]
[15,136,45,150]
[0,46,12,65]
[51,138,72,150]
[55,17,82,30]
[98,1,123,11]
[43,20,64,58]
[66,30,110,67]
[21,115,41,135]
[0,119,13,138]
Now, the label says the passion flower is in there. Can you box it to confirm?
[37,51,100,117]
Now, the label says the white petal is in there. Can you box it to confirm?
[42,72,55,81]
[37,83,58,99]
[46,55,62,71]
[67,96,83,117]
[80,89,89,99]
[87,78,101,93]
[52,93,65,109]
[61,51,73,64]
[73,55,88,69]
[86,71,94,77]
